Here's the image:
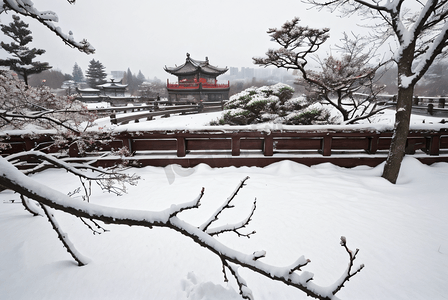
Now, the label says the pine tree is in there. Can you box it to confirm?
[0,15,52,85]
[137,70,145,82]
[72,62,84,83]
[85,59,107,88]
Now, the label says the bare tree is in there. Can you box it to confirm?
[254,19,388,124]
[0,156,364,300]
[302,0,448,183]
[0,71,108,155]
[1,0,94,54]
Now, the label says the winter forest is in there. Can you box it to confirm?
[1,1,448,300]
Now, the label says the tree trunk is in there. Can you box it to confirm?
[382,85,414,184]
[381,43,416,184]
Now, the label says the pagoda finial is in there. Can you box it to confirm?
[206,56,209,64]
[186,53,190,59]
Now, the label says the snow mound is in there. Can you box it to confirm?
[182,272,240,300]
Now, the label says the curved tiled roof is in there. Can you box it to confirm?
[164,53,228,76]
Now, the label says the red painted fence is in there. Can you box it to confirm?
[2,128,448,168]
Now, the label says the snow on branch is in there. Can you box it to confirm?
[0,156,364,300]
[41,203,91,266]
[168,187,204,218]
[225,261,254,300]
[7,151,140,198]
[253,17,329,73]
[331,236,365,295]
[205,199,257,238]
[20,194,42,216]
[2,0,95,54]
[7,151,114,179]
[199,176,250,232]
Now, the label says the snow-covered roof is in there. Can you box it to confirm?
[164,53,228,77]
[98,82,128,89]
[77,88,101,92]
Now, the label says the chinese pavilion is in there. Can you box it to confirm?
[97,79,128,97]
[164,53,230,102]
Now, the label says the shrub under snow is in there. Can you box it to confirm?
[211,83,333,125]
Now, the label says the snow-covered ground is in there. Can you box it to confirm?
[90,105,447,132]
[1,109,448,300]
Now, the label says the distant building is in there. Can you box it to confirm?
[77,79,127,97]
[164,53,230,102]
[97,79,128,97]
[76,87,101,97]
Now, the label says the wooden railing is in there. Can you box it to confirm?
[2,128,447,168]
[109,105,200,125]
[354,93,448,117]
[108,101,225,125]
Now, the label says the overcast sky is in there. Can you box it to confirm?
[0,0,371,82]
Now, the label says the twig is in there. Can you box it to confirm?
[332,236,365,295]
[40,204,90,266]
[199,176,250,232]
[224,261,254,300]
[168,187,204,218]
[20,194,42,216]
[206,198,257,238]
[79,217,109,235]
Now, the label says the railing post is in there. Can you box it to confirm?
[24,139,34,151]
[321,134,332,156]
[438,98,445,108]
[122,137,133,153]
[232,136,241,156]
[69,141,80,157]
[427,103,434,115]
[110,114,117,125]
[426,134,440,156]
[177,137,186,157]
[367,134,379,154]
[263,135,273,156]
[413,96,419,106]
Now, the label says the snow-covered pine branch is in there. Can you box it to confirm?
[1,0,95,54]
[0,156,364,300]
[255,20,386,124]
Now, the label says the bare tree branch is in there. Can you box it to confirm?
[40,204,91,266]
[225,261,254,300]
[332,236,365,295]
[206,198,257,238]
[1,0,95,54]
[199,176,250,232]
[20,194,41,216]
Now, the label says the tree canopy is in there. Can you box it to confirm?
[72,62,84,83]
[254,19,387,124]
[0,15,52,85]
[86,59,107,89]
